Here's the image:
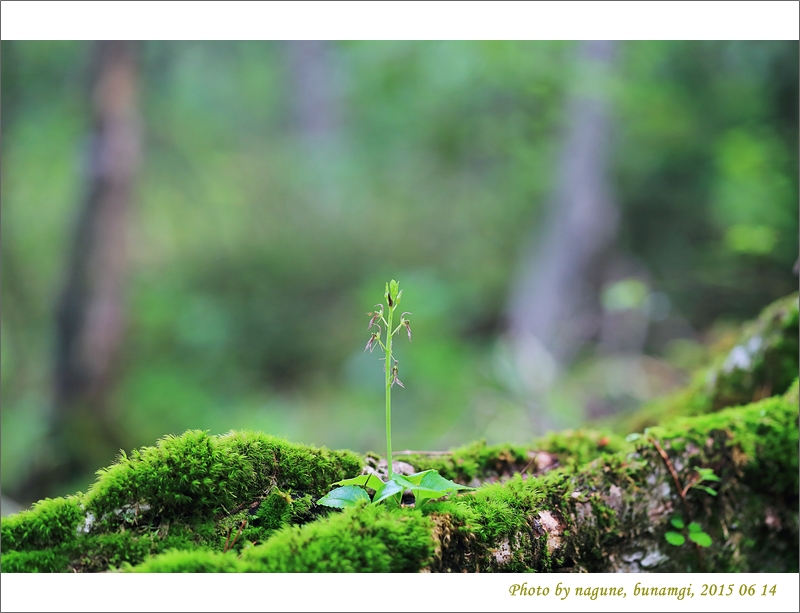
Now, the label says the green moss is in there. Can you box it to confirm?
[0,496,84,552]
[1,549,71,573]
[397,430,628,486]
[2,295,796,574]
[238,502,434,572]
[84,429,362,523]
[133,502,435,573]
[2,429,363,573]
[655,381,799,496]
[129,548,245,572]
[418,383,797,572]
[709,293,799,411]
[534,429,630,469]
[397,440,531,483]
[611,293,799,434]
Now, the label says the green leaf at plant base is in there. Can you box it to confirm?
[407,470,474,492]
[694,485,718,496]
[317,485,370,508]
[387,473,417,491]
[372,479,405,505]
[664,531,686,546]
[670,517,685,529]
[687,522,703,533]
[405,469,475,507]
[688,531,713,547]
[333,474,385,491]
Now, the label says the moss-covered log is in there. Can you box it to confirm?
[1,294,797,573]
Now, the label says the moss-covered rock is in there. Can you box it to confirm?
[613,292,798,433]
[708,292,799,410]
[2,294,797,573]
[1,431,362,572]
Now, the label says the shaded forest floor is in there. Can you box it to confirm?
[2,293,797,573]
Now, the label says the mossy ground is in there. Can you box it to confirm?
[1,431,362,572]
[2,294,797,573]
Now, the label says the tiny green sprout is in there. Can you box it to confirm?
[318,280,473,510]
[690,467,721,497]
[664,516,713,548]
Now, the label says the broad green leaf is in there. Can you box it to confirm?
[411,487,451,507]
[664,531,686,546]
[625,433,641,442]
[695,485,718,496]
[417,470,473,492]
[411,471,474,506]
[334,474,385,491]
[317,485,370,509]
[373,479,404,504]
[389,474,417,490]
[670,517,685,529]
[688,531,712,547]
[687,522,703,533]
[404,470,435,486]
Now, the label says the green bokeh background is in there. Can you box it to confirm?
[2,40,797,503]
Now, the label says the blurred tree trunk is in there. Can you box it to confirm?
[15,40,141,503]
[285,40,344,215]
[505,40,619,432]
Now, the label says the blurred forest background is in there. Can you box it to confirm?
[1,40,797,511]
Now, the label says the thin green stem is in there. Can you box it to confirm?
[385,302,394,480]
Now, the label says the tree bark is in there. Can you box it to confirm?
[284,40,344,216]
[505,40,619,432]
[15,40,141,503]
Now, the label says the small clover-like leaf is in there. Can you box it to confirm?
[695,467,721,482]
[317,485,370,509]
[670,517,685,529]
[687,522,703,533]
[688,531,713,547]
[664,531,686,546]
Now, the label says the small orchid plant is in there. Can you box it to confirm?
[318,280,472,509]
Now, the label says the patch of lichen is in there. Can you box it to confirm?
[131,502,435,572]
[611,293,798,434]
[1,429,363,572]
